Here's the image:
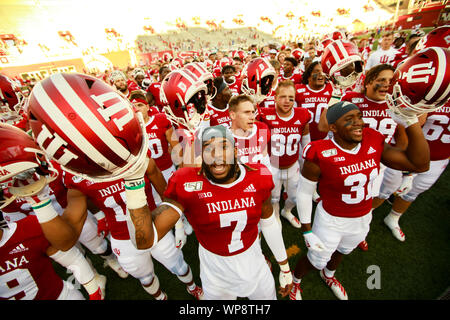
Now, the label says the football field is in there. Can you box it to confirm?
[55,166,450,300]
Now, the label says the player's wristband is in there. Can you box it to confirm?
[302,230,312,235]
[124,178,145,190]
[32,199,59,224]
[279,263,290,273]
[124,182,147,210]
[160,201,183,217]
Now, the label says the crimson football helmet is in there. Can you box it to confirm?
[160,69,208,133]
[241,57,276,103]
[413,25,450,54]
[386,47,450,116]
[291,49,304,62]
[321,40,364,89]
[0,123,57,209]
[330,30,347,41]
[230,50,247,61]
[0,74,27,126]
[184,62,216,99]
[316,38,333,57]
[27,72,148,182]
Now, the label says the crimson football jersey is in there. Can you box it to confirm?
[303,127,385,218]
[208,104,231,128]
[146,82,164,111]
[295,83,333,141]
[164,164,274,256]
[422,101,450,161]
[278,71,302,85]
[257,88,276,109]
[225,78,242,96]
[258,107,311,168]
[233,121,270,165]
[0,216,64,300]
[145,113,174,171]
[341,91,397,143]
[63,173,156,241]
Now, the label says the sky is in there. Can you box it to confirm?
[1,0,393,44]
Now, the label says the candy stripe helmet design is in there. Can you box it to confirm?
[241,57,276,103]
[0,123,58,209]
[230,50,247,61]
[184,62,216,99]
[321,40,364,89]
[27,72,148,182]
[160,68,208,133]
[386,47,450,116]
[413,25,450,54]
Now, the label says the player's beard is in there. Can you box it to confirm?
[202,161,239,184]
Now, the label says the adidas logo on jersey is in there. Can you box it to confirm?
[9,244,29,255]
[244,183,256,192]
[151,125,158,130]
[368,146,376,154]
[294,120,301,125]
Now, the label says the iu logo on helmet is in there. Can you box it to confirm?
[400,62,436,84]
[35,125,79,166]
[91,92,134,132]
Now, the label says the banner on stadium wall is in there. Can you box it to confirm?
[139,50,174,65]
[177,51,199,60]
[0,58,85,81]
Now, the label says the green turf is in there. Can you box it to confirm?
[54,166,450,300]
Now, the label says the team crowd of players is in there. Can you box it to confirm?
[0,25,449,301]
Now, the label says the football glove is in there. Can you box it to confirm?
[303,231,326,252]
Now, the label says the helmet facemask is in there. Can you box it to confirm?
[331,60,364,89]
[0,149,58,209]
[386,83,442,117]
[163,88,208,134]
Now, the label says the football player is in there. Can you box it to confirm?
[132,90,192,248]
[221,65,241,96]
[279,57,302,85]
[127,125,294,300]
[110,70,138,100]
[258,80,311,229]
[295,61,334,141]
[146,66,171,111]
[341,64,407,250]
[2,159,129,280]
[0,123,104,300]
[26,72,203,300]
[208,77,233,128]
[373,47,450,242]
[289,89,430,300]
[228,95,271,169]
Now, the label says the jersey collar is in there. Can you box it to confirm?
[206,164,247,188]
[331,136,361,155]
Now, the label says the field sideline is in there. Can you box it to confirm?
[55,166,450,300]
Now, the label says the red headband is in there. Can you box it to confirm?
[131,98,148,105]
